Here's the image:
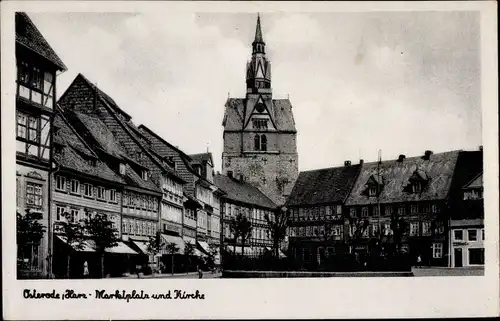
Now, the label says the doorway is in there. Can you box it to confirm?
[454,248,463,267]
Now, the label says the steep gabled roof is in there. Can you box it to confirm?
[53,111,125,184]
[345,150,461,206]
[63,110,159,192]
[286,164,362,206]
[15,12,67,71]
[223,98,296,132]
[214,174,277,209]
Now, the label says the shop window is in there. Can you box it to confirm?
[454,230,463,241]
[468,248,484,265]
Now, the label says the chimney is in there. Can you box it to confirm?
[359,159,364,165]
[344,160,351,166]
[479,145,483,151]
[398,154,406,162]
[423,150,433,160]
[227,171,233,178]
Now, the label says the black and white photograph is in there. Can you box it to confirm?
[2,1,498,319]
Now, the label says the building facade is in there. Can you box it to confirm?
[450,172,484,267]
[285,163,361,267]
[15,12,67,277]
[221,15,298,206]
[214,174,277,257]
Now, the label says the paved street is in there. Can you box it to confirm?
[120,272,222,279]
[411,266,484,277]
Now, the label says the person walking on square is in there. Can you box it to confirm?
[416,254,422,268]
[197,264,203,279]
[83,261,89,278]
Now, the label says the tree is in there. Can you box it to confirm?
[230,213,252,257]
[59,212,86,278]
[165,242,179,275]
[83,211,119,278]
[347,213,369,254]
[184,241,195,273]
[146,232,164,275]
[17,209,46,271]
[265,207,289,259]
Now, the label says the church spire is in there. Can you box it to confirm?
[252,14,265,54]
[254,13,263,43]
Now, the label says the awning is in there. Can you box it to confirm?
[56,235,95,252]
[197,241,211,255]
[183,237,206,257]
[161,234,185,255]
[279,250,287,258]
[132,240,150,255]
[105,241,139,255]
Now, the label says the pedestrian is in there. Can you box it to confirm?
[417,255,422,268]
[197,265,203,279]
[83,261,89,279]
[136,264,141,278]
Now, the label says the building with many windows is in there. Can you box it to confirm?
[214,173,277,257]
[221,15,298,206]
[51,109,144,277]
[285,163,361,267]
[15,12,67,277]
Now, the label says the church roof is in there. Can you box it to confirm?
[345,150,461,206]
[214,174,277,209]
[223,98,296,132]
[15,12,67,71]
[286,164,362,206]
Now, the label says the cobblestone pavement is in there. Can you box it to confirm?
[411,266,484,277]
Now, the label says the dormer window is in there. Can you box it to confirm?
[365,174,384,197]
[119,163,126,175]
[142,170,149,181]
[408,169,429,194]
[368,186,377,197]
[412,182,422,193]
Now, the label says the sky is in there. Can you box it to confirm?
[29,11,481,172]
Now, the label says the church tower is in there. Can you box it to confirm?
[222,14,299,205]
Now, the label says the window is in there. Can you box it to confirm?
[122,220,128,234]
[261,135,267,151]
[119,163,126,175]
[26,182,42,207]
[70,180,80,194]
[16,112,51,160]
[137,221,142,235]
[410,222,420,236]
[482,229,485,241]
[372,224,379,237]
[432,243,443,258]
[468,230,477,241]
[412,182,422,193]
[109,189,117,202]
[372,206,379,217]
[431,204,439,213]
[397,206,405,215]
[454,230,463,241]
[55,176,66,191]
[70,208,79,223]
[384,206,393,216]
[96,187,105,200]
[361,207,368,217]
[368,186,377,197]
[83,183,93,197]
[336,205,342,215]
[142,170,148,181]
[410,204,418,214]
[56,205,65,221]
[350,208,357,218]
[17,61,55,108]
[252,119,268,129]
[468,248,484,265]
[130,221,135,234]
